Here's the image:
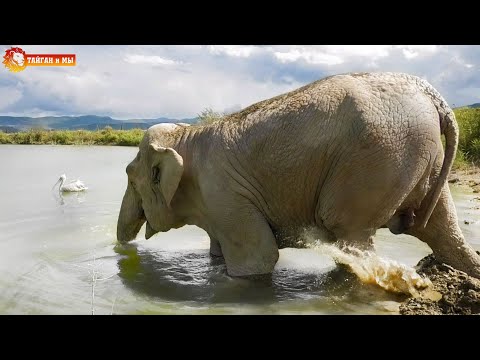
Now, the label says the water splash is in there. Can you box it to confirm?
[308,241,432,296]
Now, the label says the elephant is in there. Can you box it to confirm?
[117,72,480,279]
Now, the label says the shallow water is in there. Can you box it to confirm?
[0,145,478,315]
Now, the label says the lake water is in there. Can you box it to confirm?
[0,145,479,315]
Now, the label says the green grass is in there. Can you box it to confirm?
[0,127,145,146]
[454,107,480,168]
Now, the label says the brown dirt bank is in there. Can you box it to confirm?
[400,252,480,315]
[449,167,480,193]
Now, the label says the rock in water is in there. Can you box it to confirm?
[448,176,460,183]
[400,252,480,315]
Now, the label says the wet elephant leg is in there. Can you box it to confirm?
[406,184,480,278]
[210,201,279,277]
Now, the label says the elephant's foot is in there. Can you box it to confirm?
[224,243,279,277]
[431,244,480,279]
[223,245,278,277]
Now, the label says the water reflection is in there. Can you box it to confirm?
[115,243,407,306]
[51,190,87,206]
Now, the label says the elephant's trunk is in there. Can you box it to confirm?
[117,184,146,243]
[420,107,459,228]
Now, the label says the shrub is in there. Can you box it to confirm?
[0,131,13,144]
[197,108,224,125]
[454,107,480,166]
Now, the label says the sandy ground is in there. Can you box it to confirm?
[400,167,480,314]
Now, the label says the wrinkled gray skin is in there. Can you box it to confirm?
[117,72,480,278]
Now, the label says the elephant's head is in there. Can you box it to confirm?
[117,124,185,243]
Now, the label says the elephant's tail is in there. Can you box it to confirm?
[419,95,459,228]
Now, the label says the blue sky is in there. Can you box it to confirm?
[0,45,479,119]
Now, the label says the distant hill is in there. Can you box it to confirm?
[0,115,198,132]
[467,103,480,108]
[0,125,17,133]
[453,103,480,110]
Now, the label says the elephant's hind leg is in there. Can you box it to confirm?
[406,184,480,278]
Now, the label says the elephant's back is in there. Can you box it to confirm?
[221,72,445,140]
[223,74,349,126]
[221,72,442,164]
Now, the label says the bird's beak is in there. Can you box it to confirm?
[52,178,61,191]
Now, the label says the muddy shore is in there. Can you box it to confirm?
[400,252,480,314]
[449,167,480,194]
[400,167,480,315]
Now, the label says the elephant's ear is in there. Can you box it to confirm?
[150,144,184,208]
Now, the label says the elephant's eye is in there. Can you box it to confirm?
[152,167,160,184]
[130,181,137,190]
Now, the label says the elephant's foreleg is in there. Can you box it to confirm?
[406,184,480,278]
[209,236,223,257]
[212,202,279,277]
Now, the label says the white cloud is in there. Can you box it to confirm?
[274,48,344,65]
[207,45,257,58]
[0,86,22,110]
[322,45,393,58]
[402,48,419,60]
[124,54,180,66]
[272,45,394,66]
[271,45,440,66]
[395,45,439,60]
[450,55,474,68]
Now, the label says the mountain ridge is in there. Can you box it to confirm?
[0,115,198,132]
[1,103,479,133]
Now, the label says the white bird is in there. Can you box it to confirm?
[52,174,88,193]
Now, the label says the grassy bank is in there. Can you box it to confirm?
[0,127,145,146]
[454,107,480,168]
[1,107,479,168]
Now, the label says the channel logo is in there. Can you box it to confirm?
[3,47,76,73]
